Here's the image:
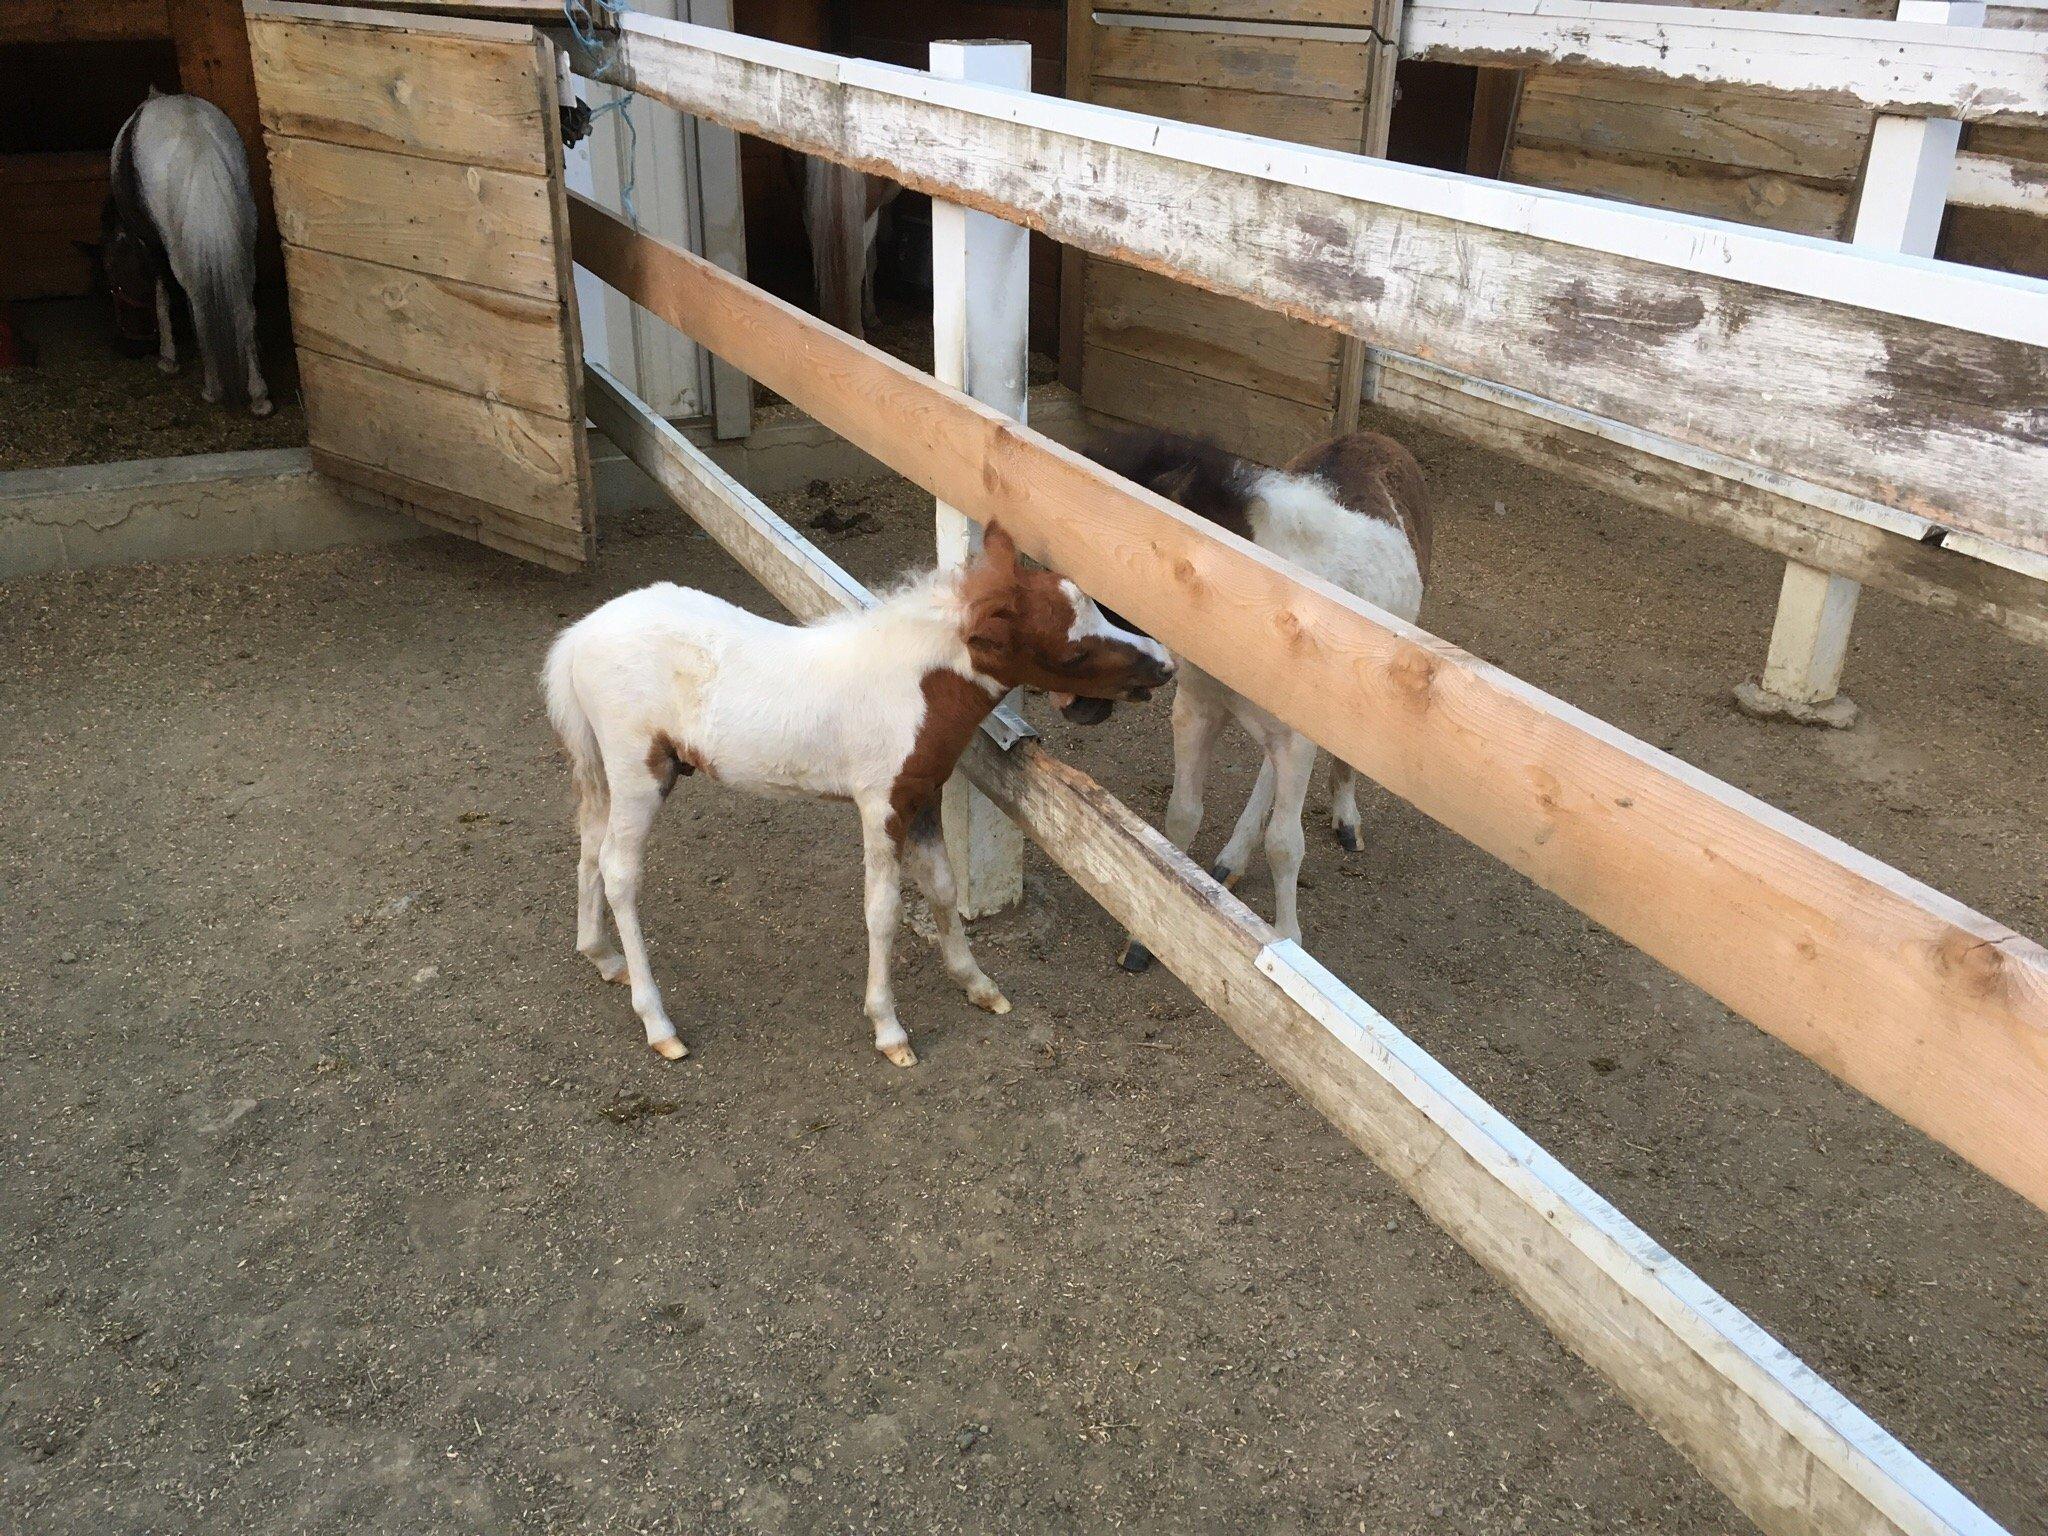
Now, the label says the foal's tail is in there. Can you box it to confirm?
[135,96,258,405]
[185,213,250,405]
[542,630,607,806]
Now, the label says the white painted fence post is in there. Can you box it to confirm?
[686,0,752,440]
[930,38,1031,918]
[1737,0,1983,729]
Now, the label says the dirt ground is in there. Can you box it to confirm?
[2,419,2043,1535]
[0,295,304,473]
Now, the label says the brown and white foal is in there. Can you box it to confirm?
[543,524,1173,1065]
[1087,428,1431,963]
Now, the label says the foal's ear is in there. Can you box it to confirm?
[966,597,1015,660]
[980,521,1019,573]
[1148,462,1199,505]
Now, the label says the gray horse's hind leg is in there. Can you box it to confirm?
[154,281,178,374]
[236,289,270,416]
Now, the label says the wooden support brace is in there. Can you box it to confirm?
[1741,0,1985,728]
[929,38,1031,918]
[579,356,2010,1536]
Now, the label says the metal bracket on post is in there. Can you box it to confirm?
[931,37,1033,918]
[1738,0,1983,729]
[981,702,1038,753]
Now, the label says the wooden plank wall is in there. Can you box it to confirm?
[245,1,594,569]
[0,153,109,301]
[1500,0,2048,276]
[1064,2,1386,461]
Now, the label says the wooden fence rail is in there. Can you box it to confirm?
[1400,0,2048,126]
[565,13,2048,561]
[1369,353,2048,647]
[580,357,2009,1536]
[567,194,2048,1212]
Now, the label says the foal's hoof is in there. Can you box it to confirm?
[969,981,1011,1015]
[650,1035,690,1061]
[157,357,180,375]
[1209,861,1241,891]
[249,397,274,419]
[880,1041,919,1068]
[1333,824,1362,853]
[1118,939,1155,974]
[585,950,628,984]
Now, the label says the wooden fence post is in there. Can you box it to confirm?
[1737,0,1984,728]
[1338,0,1406,425]
[930,37,1031,918]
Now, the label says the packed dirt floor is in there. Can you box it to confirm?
[3,414,2044,1534]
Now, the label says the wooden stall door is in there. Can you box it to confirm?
[1062,2,1396,463]
[246,0,594,569]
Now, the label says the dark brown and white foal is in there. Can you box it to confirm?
[543,524,1173,1065]
[1087,427,1431,959]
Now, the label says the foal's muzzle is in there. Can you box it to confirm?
[1060,695,1117,725]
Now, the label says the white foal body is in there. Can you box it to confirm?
[1089,428,1430,955]
[544,525,1172,1064]
[557,583,971,804]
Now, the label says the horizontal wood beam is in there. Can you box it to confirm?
[1370,354,2048,648]
[0,0,171,44]
[568,13,2048,560]
[569,195,2048,1212]
[583,358,2007,1536]
[1948,150,2048,215]
[1400,0,2048,128]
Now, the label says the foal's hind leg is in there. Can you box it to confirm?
[597,774,685,1059]
[904,805,1009,1016]
[574,778,626,984]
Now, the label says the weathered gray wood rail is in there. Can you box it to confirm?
[1400,0,2048,126]
[564,12,2048,565]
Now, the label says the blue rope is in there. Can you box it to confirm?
[564,0,638,224]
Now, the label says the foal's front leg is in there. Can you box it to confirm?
[1261,731,1320,945]
[1121,673,1227,973]
[904,805,1009,1016]
[856,797,916,1067]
